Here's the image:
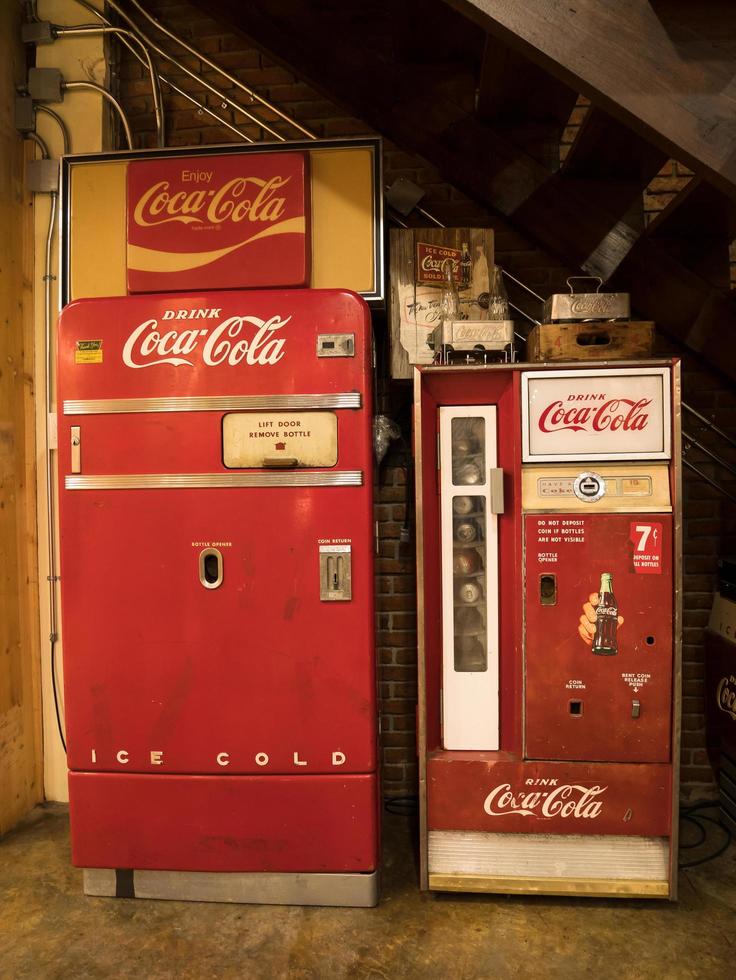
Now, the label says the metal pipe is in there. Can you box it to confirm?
[54,24,164,147]
[683,430,736,481]
[415,204,445,228]
[683,402,736,452]
[27,130,49,157]
[683,459,736,505]
[125,0,317,140]
[502,268,545,303]
[102,0,288,142]
[63,80,133,149]
[35,104,71,154]
[72,0,255,144]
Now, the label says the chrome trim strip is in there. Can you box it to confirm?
[83,868,379,907]
[63,392,362,415]
[65,471,363,490]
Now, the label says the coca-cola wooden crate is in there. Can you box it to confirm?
[389,227,494,379]
[527,321,655,362]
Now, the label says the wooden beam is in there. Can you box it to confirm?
[445,0,736,197]
[477,34,579,168]
[0,9,43,834]
[195,0,736,379]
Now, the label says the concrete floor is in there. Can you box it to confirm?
[1,805,735,979]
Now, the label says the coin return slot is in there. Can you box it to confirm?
[569,700,583,716]
[199,548,223,590]
[540,574,557,606]
[319,547,352,601]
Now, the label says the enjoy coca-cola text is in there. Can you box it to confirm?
[132,174,291,228]
[483,782,607,819]
[122,313,289,369]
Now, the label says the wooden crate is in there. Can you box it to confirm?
[526,321,655,362]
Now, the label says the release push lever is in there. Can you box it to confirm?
[489,468,505,514]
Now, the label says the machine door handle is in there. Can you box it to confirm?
[489,468,505,514]
[262,456,299,468]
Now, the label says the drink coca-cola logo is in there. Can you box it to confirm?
[717,675,736,721]
[132,174,291,229]
[538,395,652,434]
[483,781,607,819]
[121,309,289,369]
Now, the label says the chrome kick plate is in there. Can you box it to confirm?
[70,425,81,474]
[319,544,352,600]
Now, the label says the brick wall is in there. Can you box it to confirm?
[115,0,736,800]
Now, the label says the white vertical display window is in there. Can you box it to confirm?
[439,407,500,750]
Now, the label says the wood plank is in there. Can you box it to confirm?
[0,4,43,835]
[477,34,579,169]
[527,321,655,362]
[197,0,736,380]
[645,179,736,291]
[445,0,736,196]
[562,107,666,183]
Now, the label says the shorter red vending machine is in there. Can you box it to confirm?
[415,362,681,899]
[57,288,379,906]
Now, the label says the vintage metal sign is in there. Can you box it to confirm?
[521,368,671,461]
[126,151,310,293]
[415,242,464,285]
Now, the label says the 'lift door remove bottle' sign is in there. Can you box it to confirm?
[126,151,311,293]
[521,368,672,462]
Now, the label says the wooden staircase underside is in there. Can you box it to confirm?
[192,0,736,380]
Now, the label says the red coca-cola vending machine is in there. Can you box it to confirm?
[415,361,681,899]
[57,288,379,906]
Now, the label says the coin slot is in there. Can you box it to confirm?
[540,574,557,606]
[569,699,583,716]
[199,548,223,590]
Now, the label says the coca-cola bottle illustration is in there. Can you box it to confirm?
[592,572,618,656]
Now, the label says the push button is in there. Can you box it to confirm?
[573,471,606,503]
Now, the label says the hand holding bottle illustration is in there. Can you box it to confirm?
[578,573,624,654]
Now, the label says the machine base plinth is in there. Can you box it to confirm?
[427,873,670,899]
[83,868,380,907]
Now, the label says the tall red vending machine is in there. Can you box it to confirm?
[57,288,379,906]
[415,361,681,899]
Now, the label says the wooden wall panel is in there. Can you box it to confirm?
[0,0,43,835]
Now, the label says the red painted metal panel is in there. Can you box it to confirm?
[58,289,377,874]
[427,754,672,836]
[126,152,310,293]
[69,772,378,872]
[524,513,673,763]
[417,369,522,753]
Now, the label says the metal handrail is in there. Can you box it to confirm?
[68,0,736,505]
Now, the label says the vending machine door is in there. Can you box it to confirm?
[58,289,378,888]
[439,406,501,750]
[524,511,673,763]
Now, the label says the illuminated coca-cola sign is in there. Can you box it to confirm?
[522,368,672,462]
[126,151,310,293]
